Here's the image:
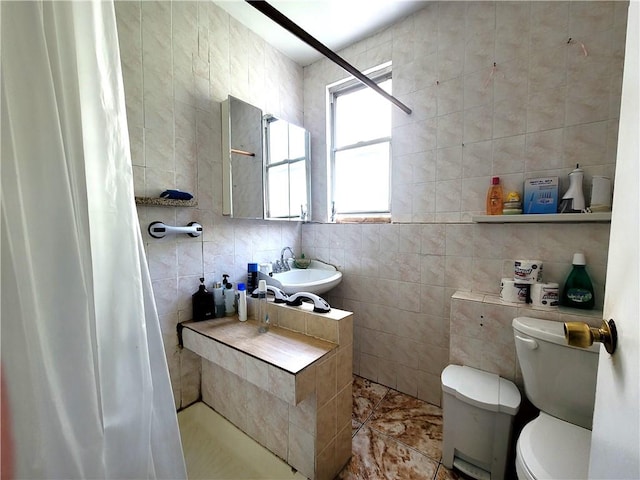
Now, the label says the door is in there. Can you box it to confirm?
[589,2,640,478]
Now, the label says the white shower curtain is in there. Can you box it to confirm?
[1,2,186,479]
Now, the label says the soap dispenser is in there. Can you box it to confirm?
[224,277,236,315]
[192,278,215,321]
[559,164,585,213]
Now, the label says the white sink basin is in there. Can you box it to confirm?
[262,260,342,295]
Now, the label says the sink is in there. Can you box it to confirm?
[260,260,342,295]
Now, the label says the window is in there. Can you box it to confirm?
[329,65,392,220]
[264,116,309,220]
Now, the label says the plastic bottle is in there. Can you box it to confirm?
[224,281,236,315]
[561,253,595,309]
[559,164,585,213]
[257,279,270,333]
[192,277,215,321]
[486,176,504,215]
[213,282,225,318]
[247,263,259,293]
[237,283,247,321]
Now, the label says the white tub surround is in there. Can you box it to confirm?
[181,302,353,480]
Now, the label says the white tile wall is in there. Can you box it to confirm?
[302,1,627,404]
[117,0,627,409]
[115,1,304,408]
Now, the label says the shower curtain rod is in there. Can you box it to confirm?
[245,0,412,115]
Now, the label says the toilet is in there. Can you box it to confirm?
[512,317,600,479]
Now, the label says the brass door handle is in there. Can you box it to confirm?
[564,319,617,354]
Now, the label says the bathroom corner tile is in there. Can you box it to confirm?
[481,342,516,381]
[317,396,337,454]
[335,422,353,473]
[316,439,336,480]
[450,333,483,371]
[219,343,246,378]
[180,348,201,407]
[337,382,353,433]
[336,346,353,391]
[316,352,337,408]
[306,315,339,343]
[338,315,353,346]
[290,392,318,444]
[417,370,442,407]
[245,355,269,391]
[295,364,316,404]
[268,365,295,405]
[277,306,306,334]
[288,423,315,479]
[396,366,419,398]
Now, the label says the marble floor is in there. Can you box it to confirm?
[337,375,468,480]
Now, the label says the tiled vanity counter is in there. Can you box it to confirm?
[181,302,353,480]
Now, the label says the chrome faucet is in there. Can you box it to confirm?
[280,246,295,271]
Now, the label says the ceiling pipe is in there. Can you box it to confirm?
[245,0,412,115]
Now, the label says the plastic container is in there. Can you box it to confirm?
[257,279,269,333]
[192,278,215,321]
[486,177,504,215]
[237,283,247,321]
[213,282,225,318]
[441,365,520,480]
[247,263,259,293]
[224,282,236,315]
[561,253,595,309]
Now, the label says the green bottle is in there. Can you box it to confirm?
[561,253,595,309]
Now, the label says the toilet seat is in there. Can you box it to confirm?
[516,412,592,479]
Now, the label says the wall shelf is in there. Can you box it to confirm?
[472,212,611,224]
[135,196,197,208]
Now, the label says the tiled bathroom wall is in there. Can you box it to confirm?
[302,1,627,405]
[114,1,304,408]
[115,0,628,411]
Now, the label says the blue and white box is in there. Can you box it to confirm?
[524,177,558,214]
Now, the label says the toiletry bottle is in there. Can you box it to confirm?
[561,253,595,309]
[213,282,225,318]
[486,176,504,215]
[237,283,247,321]
[247,263,259,293]
[224,281,236,315]
[192,278,215,321]
[559,164,585,213]
[257,279,269,333]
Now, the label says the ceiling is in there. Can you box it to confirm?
[214,1,427,66]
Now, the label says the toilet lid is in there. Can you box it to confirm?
[517,412,592,479]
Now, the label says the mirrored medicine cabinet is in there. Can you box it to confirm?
[222,95,310,221]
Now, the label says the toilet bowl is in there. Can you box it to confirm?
[515,412,592,480]
[512,317,599,480]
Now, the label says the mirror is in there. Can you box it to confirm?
[264,115,310,221]
[222,95,311,221]
[222,96,264,219]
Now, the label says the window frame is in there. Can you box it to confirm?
[328,63,393,221]
[263,115,310,220]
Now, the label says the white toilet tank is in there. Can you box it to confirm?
[512,317,599,430]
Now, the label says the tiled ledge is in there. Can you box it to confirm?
[452,290,603,323]
[449,290,604,386]
[183,318,336,374]
[182,318,336,405]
